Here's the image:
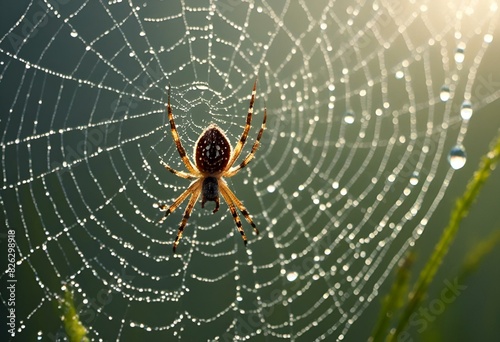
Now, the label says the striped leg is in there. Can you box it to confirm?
[224,78,257,171]
[158,179,201,223]
[167,85,199,176]
[219,186,248,246]
[160,160,196,180]
[220,181,259,235]
[173,184,202,252]
[225,105,267,178]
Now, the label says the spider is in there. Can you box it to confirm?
[158,80,267,252]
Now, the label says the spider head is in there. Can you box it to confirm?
[201,176,220,213]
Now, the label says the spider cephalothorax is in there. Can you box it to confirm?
[158,80,267,252]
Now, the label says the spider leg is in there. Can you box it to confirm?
[220,181,259,235]
[224,105,267,178]
[219,186,248,246]
[224,78,257,171]
[172,183,202,252]
[158,179,201,223]
[167,85,200,176]
[160,160,196,180]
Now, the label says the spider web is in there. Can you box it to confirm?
[1,0,499,341]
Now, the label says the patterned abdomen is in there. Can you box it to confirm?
[195,124,232,174]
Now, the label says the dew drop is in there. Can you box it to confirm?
[195,83,209,90]
[70,30,78,38]
[440,85,450,102]
[286,271,298,282]
[395,70,404,79]
[266,184,276,193]
[448,145,467,169]
[460,100,473,120]
[454,43,465,63]
[484,33,493,43]
[409,172,419,186]
[343,110,355,124]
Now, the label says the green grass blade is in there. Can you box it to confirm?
[389,131,500,341]
[369,252,415,342]
[458,229,500,282]
[59,285,89,342]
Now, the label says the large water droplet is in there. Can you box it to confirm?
[440,85,451,102]
[448,145,467,169]
[343,110,355,124]
[460,100,473,120]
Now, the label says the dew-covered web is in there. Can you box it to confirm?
[1,0,500,341]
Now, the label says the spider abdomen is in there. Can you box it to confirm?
[202,176,218,200]
[201,176,220,213]
[195,124,231,174]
